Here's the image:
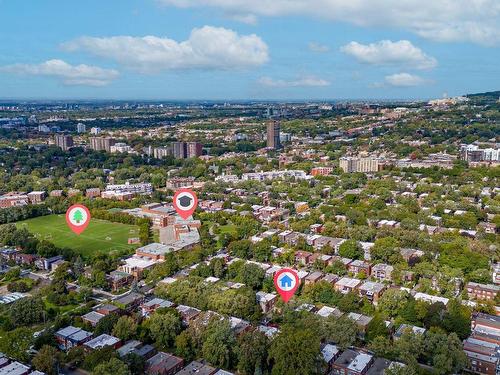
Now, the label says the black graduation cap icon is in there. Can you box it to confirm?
[178,195,193,208]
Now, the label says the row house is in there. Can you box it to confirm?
[81,311,105,327]
[176,305,202,325]
[141,298,175,317]
[199,200,224,212]
[55,326,93,351]
[331,350,374,375]
[256,291,278,313]
[464,313,500,375]
[316,306,343,319]
[118,340,156,360]
[335,277,362,294]
[84,334,121,351]
[466,282,500,301]
[348,260,371,276]
[107,270,134,292]
[305,271,324,285]
[371,263,393,282]
[114,292,144,311]
[145,352,184,375]
[27,191,45,204]
[358,281,385,305]
[463,337,499,375]
[322,273,340,285]
[321,343,341,372]
[85,188,101,198]
[348,313,374,338]
[471,313,500,345]
[295,251,313,266]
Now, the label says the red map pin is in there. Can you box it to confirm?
[65,204,91,235]
[173,189,198,220]
[274,268,300,303]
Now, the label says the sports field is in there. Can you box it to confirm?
[16,214,139,257]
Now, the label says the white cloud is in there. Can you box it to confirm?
[0,59,119,86]
[384,72,430,87]
[308,42,330,53]
[62,26,269,73]
[341,40,437,69]
[158,0,500,46]
[258,75,331,88]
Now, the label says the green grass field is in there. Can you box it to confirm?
[16,214,139,257]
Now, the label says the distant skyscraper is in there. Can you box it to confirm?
[171,142,186,159]
[90,127,101,135]
[54,134,74,151]
[76,123,86,133]
[267,121,281,149]
[186,142,203,158]
[90,137,115,152]
[153,147,171,159]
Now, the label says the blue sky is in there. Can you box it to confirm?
[0,0,499,100]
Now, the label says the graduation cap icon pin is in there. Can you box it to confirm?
[173,189,198,219]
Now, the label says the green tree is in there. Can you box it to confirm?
[371,237,401,264]
[92,358,130,375]
[149,312,182,349]
[0,327,33,362]
[366,314,389,342]
[338,240,363,260]
[32,345,61,375]
[112,316,137,341]
[323,316,358,350]
[236,330,269,375]
[378,289,410,318]
[175,330,197,363]
[269,325,322,375]
[236,263,265,290]
[95,313,120,335]
[442,299,471,339]
[123,353,146,375]
[202,319,236,369]
[9,296,45,327]
[424,330,467,375]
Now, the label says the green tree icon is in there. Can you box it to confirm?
[73,209,84,224]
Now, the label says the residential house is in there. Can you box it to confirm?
[114,292,144,311]
[55,326,93,350]
[331,350,374,375]
[176,361,217,375]
[145,352,184,375]
[334,277,361,294]
[305,271,324,285]
[84,334,121,351]
[348,260,371,277]
[107,270,133,292]
[466,282,500,301]
[371,263,393,282]
[358,281,386,304]
[81,311,105,327]
[256,291,277,313]
[141,298,175,317]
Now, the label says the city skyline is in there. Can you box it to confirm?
[0,0,499,100]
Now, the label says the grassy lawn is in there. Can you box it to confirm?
[16,214,139,257]
[219,224,238,235]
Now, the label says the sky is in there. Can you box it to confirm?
[0,0,499,100]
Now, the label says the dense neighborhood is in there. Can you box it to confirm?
[0,93,499,375]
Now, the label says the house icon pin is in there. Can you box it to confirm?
[280,274,293,288]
